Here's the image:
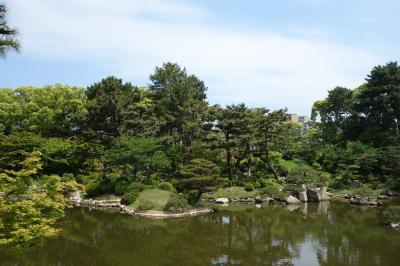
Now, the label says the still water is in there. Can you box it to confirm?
[1,201,400,266]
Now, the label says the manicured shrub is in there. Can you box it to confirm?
[128,181,146,192]
[121,190,139,205]
[258,179,285,199]
[114,180,130,195]
[137,199,155,211]
[186,190,199,205]
[158,181,176,193]
[283,183,303,193]
[383,206,400,224]
[312,162,321,170]
[164,194,189,212]
[85,181,103,197]
[289,165,319,185]
[244,183,255,192]
[353,185,379,198]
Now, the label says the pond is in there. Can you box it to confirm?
[1,201,400,266]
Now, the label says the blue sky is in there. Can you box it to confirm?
[1,0,399,115]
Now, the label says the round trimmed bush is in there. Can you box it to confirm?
[164,194,189,212]
[244,183,255,192]
[121,190,139,205]
[158,182,176,193]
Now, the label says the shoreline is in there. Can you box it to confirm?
[68,193,213,219]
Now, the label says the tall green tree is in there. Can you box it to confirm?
[179,159,221,202]
[105,136,170,180]
[256,109,288,179]
[355,62,400,145]
[121,87,159,137]
[209,104,251,180]
[149,63,208,146]
[0,4,19,57]
[0,85,87,136]
[311,86,353,143]
[86,76,135,145]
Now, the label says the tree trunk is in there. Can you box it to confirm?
[265,142,279,179]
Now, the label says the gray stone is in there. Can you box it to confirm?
[299,191,308,202]
[285,195,301,204]
[215,198,229,204]
[307,187,329,202]
[350,197,378,206]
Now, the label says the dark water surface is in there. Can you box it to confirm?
[1,201,400,266]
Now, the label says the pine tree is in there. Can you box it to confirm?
[0,4,19,57]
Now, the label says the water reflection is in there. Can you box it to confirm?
[1,201,400,266]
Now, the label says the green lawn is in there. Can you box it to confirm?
[130,189,173,211]
[202,186,257,200]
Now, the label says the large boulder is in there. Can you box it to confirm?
[68,190,82,204]
[285,195,301,204]
[307,187,329,202]
[299,191,308,202]
[215,198,229,204]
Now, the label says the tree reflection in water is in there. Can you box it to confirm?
[1,201,400,266]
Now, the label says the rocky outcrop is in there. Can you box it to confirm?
[390,223,400,230]
[307,187,330,202]
[68,191,121,208]
[285,195,301,204]
[382,190,399,197]
[120,205,213,218]
[349,197,381,206]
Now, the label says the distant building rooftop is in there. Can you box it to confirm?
[289,114,310,123]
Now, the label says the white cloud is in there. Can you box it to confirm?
[8,0,381,114]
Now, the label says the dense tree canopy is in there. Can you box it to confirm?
[2,61,400,248]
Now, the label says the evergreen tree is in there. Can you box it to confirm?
[0,4,19,57]
[149,63,208,146]
[86,76,135,145]
[179,159,220,201]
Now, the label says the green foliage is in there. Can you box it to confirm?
[164,193,189,212]
[130,189,173,211]
[179,159,220,198]
[0,4,20,57]
[0,152,72,248]
[0,85,87,136]
[121,190,139,205]
[86,76,135,145]
[383,206,400,224]
[105,136,170,180]
[158,182,176,193]
[149,62,207,146]
[202,186,257,200]
[244,183,255,191]
[352,185,379,198]
[288,164,319,185]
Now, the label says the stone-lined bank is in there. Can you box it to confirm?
[67,191,212,218]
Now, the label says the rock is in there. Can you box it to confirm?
[68,190,82,205]
[378,195,389,200]
[307,187,329,202]
[299,191,308,202]
[215,198,229,204]
[386,190,399,197]
[352,180,362,187]
[255,196,263,203]
[263,197,274,203]
[350,197,378,206]
[285,195,301,204]
[390,223,400,229]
